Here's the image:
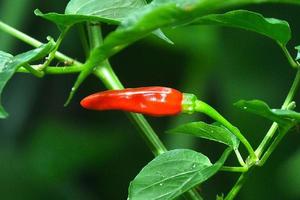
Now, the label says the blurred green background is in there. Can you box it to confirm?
[0,0,300,199]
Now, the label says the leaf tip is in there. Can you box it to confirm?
[34,9,43,16]
[0,108,9,119]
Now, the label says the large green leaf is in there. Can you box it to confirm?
[65,0,147,21]
[34,9,118,29]
[193,10,291,46]
[67,0,299,103]
[128,148,232,200]
[35,0,172,53]
[0,41,55,118]
[234,100,300,128]
[167,122,240,150]
[35,0,148,28]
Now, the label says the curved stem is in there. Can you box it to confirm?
[258,126,291,166]
[234,149,246,167]
[279,44,299,69]
[220,166,248,173]
[224,171,252,200]
[22,63,44,77]
[0,20,80,65]
[255,69,300,158]
[195,100,257,161]
[226,55,300,200]
[41,28,70,69]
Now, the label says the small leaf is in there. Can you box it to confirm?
[128,148,232,200]
[234,100,300,128]
[193,10,291,46]
[295,45,300,61]
[167,122,239,149]
[0,41,55,118]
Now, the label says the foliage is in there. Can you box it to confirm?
[0,0,300,199]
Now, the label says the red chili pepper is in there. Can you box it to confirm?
[80,86,185,116]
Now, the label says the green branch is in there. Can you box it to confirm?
[17,64,84,75]
[255,67,300,158]
[226,49,300,200]
[41,28,70,70]
[221,166,248,173]
[0,20,80,65]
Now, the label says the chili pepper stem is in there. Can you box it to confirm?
[194,100,257,162]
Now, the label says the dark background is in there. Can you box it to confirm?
[0,0,300,199]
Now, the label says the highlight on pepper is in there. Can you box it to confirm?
[80,86,197,116]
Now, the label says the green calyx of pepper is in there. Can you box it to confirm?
[181,93,198,114]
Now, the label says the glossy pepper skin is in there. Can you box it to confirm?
[80,87,183,116]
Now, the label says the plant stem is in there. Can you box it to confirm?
[258,126,291,166]
[94,66,165,155]
[234,149,246,167]
[279,44,299,69]
[226,60,300,200]
[0,20,80,65]
[195,100,257,161]
[22,63,44,77]
[41,28,69,69]
[88,23,168,156]
[17,65,84,74]
[255,69,300,158]
[220,166,248,173]
[94,63,168,156]
[224,171,252,200]
[185,189,204,200]
[88,22,103,49]
[77,23,90,58]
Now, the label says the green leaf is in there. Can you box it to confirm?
[34,9,118,30]
[295,45,300,61]
[0,40,55,118]
[35,0,172,54]
[65,0,147,21]
[0,52,13,118]
[128,148,232,200]
[193,10,291,46]
[35,0,148,28]
[234,100,300,128]
[167,122,239,150]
